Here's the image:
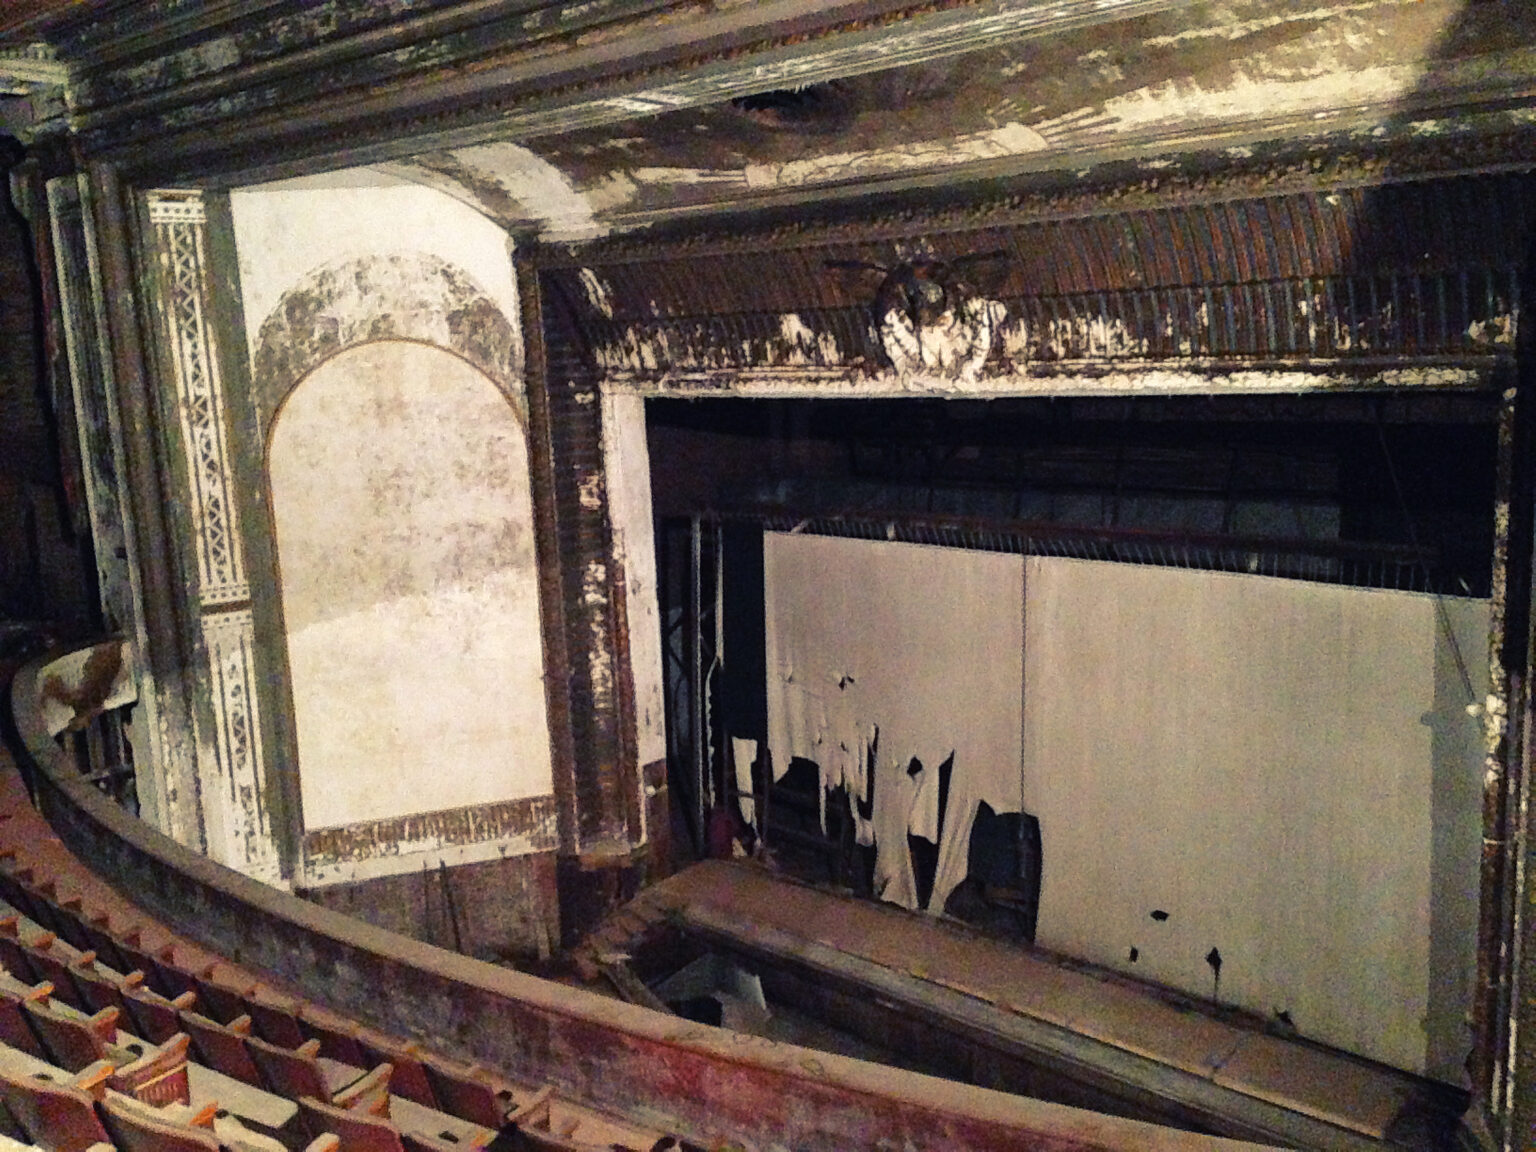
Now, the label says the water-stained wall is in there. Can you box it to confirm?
[230,173,558,900]
[267,341,550,833]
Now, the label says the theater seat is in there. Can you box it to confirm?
[246,1034,391,1116]
[107,1033,194,1108]
[0,1057,113,1152]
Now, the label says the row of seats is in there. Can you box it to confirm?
[0,850,683,1152]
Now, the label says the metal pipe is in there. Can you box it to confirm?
[690,514,705,847]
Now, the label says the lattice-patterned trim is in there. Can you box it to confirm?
[201,609,280,883]
[148,191,249,606]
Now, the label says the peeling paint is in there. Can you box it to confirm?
[303,796,558,866]
[251,252,521,436]
[583,560,609,609]
[1468,315,1517,348]
[401,142,606,242]
[744,122,1049,191]
[606,363,1487,401]
[777,313,843,367]
[577,470,604,511]
[881,297,1006,383]
[1138,0,1438,50]
[1000,312,1148,363]
[578,268,614,319]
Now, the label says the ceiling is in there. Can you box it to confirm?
[395,0,1536,237]
[2,1,1535,241]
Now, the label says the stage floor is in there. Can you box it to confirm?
[600,859,1457,1150]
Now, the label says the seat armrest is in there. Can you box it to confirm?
[333,1061,392,1116]
[188,1101,219,1129]
[505,1084,554,1128]
[72,1059,115,1098]
[87,1006,120,1043]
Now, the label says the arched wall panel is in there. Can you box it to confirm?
[268,341,552,836]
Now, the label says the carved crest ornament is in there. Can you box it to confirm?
[836,256,1009,383]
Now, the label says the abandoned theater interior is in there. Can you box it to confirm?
[2,1,1536,1149]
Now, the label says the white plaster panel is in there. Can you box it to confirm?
[228,170,521,368]
[1021,557,1486,1078]
[600,391,667,776]
[269,341,552,831]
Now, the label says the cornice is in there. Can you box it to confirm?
[59,0,1185,183]
[524,113,1536,268]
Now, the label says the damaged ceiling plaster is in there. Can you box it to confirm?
[365,0,1530,240]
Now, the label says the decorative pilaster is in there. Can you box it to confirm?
[151,193,249,606]
[145,190,279,883]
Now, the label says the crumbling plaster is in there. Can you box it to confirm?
[231,169,523,382]
[391,0,1520,233]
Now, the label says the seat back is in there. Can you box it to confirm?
[246,1034,328,1102]
[299,1010,366,1066]
[178,1010,262,1086]
[123,983,193,1045]
[401,1129,493,1152]
[23,941,88,1010]
[498,1127,585,1152]
[100,1091,221,1152]
[0,865,43,926]
[423,1062,512,1129]
[1,868,61,935]
[45,894,98,956]
[0,979,48,1058]
[330,1062,392,1116]
[69,959,131,1015]
[191,965,253,1026]
[0,1064,112,1152]
[147,949,197,1001]
[298,1095,406,1152]
[244,990,307,1049]
[114,935,173,998]
[0,916,39,984]
[23,997,117,1072]
[79,912,133,975]
[107,1033,192,1108]
[356,1032,436,1110]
